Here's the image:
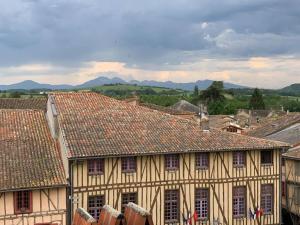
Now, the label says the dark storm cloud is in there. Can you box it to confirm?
[0,0,300,68]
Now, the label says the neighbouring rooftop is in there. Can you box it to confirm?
[50,92,289,159]
[0,109,67,191]
[246,113,300,140]
[0,98,47,111]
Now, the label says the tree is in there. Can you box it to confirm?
[10,92,21,98]
[249,88,265,109]
[193,85,199,97]
[200,81,225,104]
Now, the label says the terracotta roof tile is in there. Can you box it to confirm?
[246,113,300,138]
[50,92,289,159]
[283,146,300,160]
[0,109,67,191]
[0,98,47,111]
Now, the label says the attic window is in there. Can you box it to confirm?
[14,191,32,214]
[88,159,104,175]
[121,157,137,173]
[261,150,273,165]
[165,154,179,171]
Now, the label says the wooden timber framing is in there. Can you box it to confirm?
[0,187,67,225]
[282,157,300,223]
[70,149,282,225]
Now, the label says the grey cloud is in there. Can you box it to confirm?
[0,0,299,69]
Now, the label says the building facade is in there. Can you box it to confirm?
[282,147,300,225]
[0,110,67,225]
[47,92,288,225]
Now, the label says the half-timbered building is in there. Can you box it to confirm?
[282,146,300,224]
[0,110,67,225]
[47,92,289,225]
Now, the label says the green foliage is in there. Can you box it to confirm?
[10,92,22,98]
[200,81,225,104]
[249,88,265,110]
[193,85,199,97]
[140,95,191,107]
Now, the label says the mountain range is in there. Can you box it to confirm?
[0,76,247,91]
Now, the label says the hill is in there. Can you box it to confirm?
[279,83,300,95]
[0,76,247,91]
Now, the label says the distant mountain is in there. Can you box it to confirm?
[77,76,126,88]
[0,80,73,90]
[0,76,248,91]
[130,79,247,90]
[279,84,300,95]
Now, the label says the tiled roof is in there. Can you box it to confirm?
[0,110,67,191]
[0,98,47,111]
[246,113,300,138]
[283,146,300,160]
[208,115,236,129]
[170,100,200,113]
[139,102,195,115]
[50,92,289,159]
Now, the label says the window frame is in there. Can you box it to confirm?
[164,189,179,223]
[165,154,179,171]
[232,186,246,218]
[261,150,273,165]
[121,157,137,173]
[88,159,104,175]
[195,188,209,220]
[121,192,138,213]
[14,190,33,214]
[195,153,209,170]
[233,151,246,168]
[87,195,105,220]
[261,184,273,214]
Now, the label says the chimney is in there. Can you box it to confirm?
[197,104,209,131]
[200,116,210,131]
[46,95,59,139]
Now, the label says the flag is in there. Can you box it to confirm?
[193,210,198,222]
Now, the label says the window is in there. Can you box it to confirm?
[261,184,273,214]
[88,195,105,220]
[165,190,179,223]
[88,159,104,175]
[14,191,32,214]
[195,189,209,220]
[195,153,209,169]
[233,186,246,218]
[233,152,246,167]
[165,154,179,171]
[261,150,273,165]
[121,192,137,213]
[121,157,136,173]
[295,161,300,176]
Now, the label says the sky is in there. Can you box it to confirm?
[1,0,300,89]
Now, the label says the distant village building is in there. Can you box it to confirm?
[236,109,286,129]
[0,110,67,225]
[47,92,287,225]
[169,100,200,113]
[246,113,300,146]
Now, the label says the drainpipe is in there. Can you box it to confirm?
[67,160,73,225]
